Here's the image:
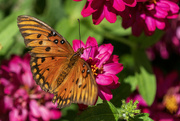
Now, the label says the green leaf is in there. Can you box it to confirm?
[132,50,156,106]
[0,11,24,33]
[0,16,19,56]
[124,76,138,92]
[117,54,135,81]
[60,104,79,121]
[42,0,65,26]
[99,17,131,36]
[5,36,25,59]
[129,29,164,49]
[135,67,156,106]
[111,76,138,107]
[75,101,119,121]
[0,0,34,57]
[65,0,86,20]
[129,113,153,121]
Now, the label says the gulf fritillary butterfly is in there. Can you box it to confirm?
[17,15,98,108]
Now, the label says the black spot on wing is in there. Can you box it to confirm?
[60,40,65,44]
[41,57,45,63]
[39,41,43,45]
[45,47,51,51]
[53,39,58,44]
[37,34,41,38]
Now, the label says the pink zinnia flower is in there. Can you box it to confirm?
[0,54,61,121]
[73,36,123,101]
[121,0,179,36]
[127,67,180,121]
[74,0,137,25]
[147,14,180,60]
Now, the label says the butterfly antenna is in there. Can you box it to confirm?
[78,19,81,48]
[88,46,92,59]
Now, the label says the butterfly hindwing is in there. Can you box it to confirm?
[30,56,68,92]
[17,15,74,57]
[72,58,98,105]
[52,58,98,108]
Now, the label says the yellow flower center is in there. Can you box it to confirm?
[91,64,98,76]
[163,95,178,114]
[148,0,156,4]
[88,57,103,76]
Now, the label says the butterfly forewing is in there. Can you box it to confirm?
[17,15,98,108]
[17,15,74,57]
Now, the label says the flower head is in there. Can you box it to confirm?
[121,0,179,36]
[75,0,137,25]
[147,13,180,60]
[0,54,61,121]
[127,67,180,120]
[73,36,123,101]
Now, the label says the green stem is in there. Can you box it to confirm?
[103,31,135,48]
[83,20,136,48]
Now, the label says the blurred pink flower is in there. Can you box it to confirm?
[147,14,180,60]
[127,67,180,121]
[121,0,179,36]
[74,0,137,25]
[73,36,123,101]
[0,54,61,121]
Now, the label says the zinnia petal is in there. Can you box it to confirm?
[104,2,117,23]
[98,85,113,101]
[84,36,98,59]
[39,106,51,120]
[96,74,113,85]
[30,100,41,118]
[104,63,123,74]
[49,110,62,119]
[112,0,125,11]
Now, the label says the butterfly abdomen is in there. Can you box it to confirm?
[56,52,82,86]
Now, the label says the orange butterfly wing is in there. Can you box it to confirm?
[17,15,73,91]
[17,15,98,108]
[17,15,74,57]
[52,58,98,108]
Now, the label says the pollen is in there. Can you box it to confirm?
[152,0,156,3]
[163,95,178,114]
[88,57,104,76]
[148,0,156,4]
[91,65,98,76]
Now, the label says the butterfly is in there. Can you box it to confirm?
[17,15,98,108]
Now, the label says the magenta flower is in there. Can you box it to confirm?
[121,0,179,36]
[127,67,180,120]
[74,0,137,25]
[73,36,123,101]
[0,54,61,121]
[147,14,180,60]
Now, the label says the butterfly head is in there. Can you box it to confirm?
[77,47,84,55]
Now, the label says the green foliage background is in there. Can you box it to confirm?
[0,0,168,120]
